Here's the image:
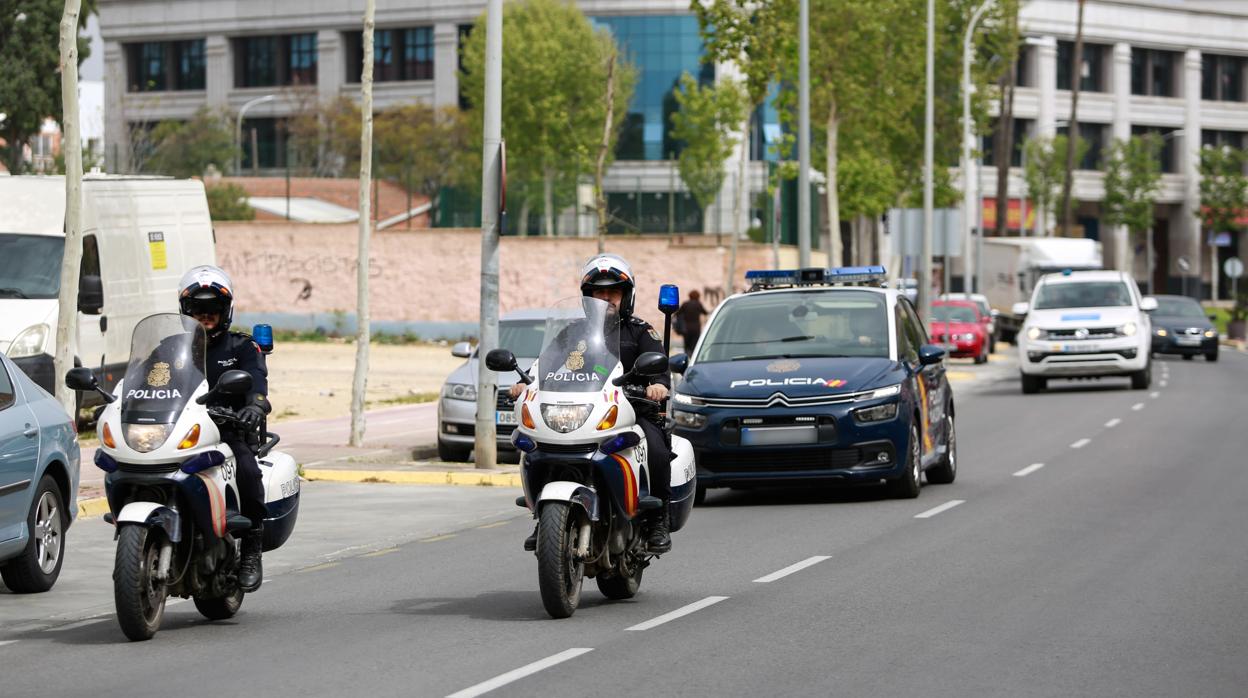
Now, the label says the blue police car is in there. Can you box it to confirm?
[670,267,956,503]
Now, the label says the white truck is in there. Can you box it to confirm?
[0,174,216,407]
[979,237,1102,344]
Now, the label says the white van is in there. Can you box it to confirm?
[0,175,216,404]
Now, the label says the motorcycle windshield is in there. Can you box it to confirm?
[120,313,207,425]
[536,297,621,393]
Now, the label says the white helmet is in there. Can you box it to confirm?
[579,253,636,318]
[178,265,234,337]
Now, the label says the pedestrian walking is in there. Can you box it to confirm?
[675,289,709,354]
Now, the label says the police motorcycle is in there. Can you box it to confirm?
[65,314,300,641]
[486,287,696,619]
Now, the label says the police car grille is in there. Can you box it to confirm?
[496,394,516,410]
[705,448,862,472]
[1046,327,1118,340]
[697,390,866,409]
[117,461,181,474]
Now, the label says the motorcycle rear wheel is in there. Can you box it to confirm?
[596,555,643,600]
[194,587,244,620]
[114,525,168,641]
[536,502,583,619]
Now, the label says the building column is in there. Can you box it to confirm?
[1109,42,1132,271]
[1036,36,1058,138]
[103,40,127,173]
[433,23,459,108]
[205,35,230,111]
[316,29,343,104]
[1177,48,1203,298]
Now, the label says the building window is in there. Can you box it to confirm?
[1057,41,1105,92]
[176,40,206,90]
[235,34,317,88]
[606,191,703,234]
[1015,44,1031,88]
[127,40,206,92]
[1131,48,1177,98]
[982,118,1032,168]
[1131,125,1178,173]
[1202,54,1244,102]
[1202,130,1246,150]
[129,43,166,91]
[1057,122,1107,170]
[346,27,434,83]
[239,117,289,170]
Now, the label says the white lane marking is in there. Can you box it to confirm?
[0,640,17,647]
[1150,391,1160,399]
[1105,418,1122,428]
[626,596,730,632]
[446,648,594,698]
[1132,402,1146,411]
[914,500,965,519]
[47,618,107,632]
[1070,438,1091,449]
[1013,463,1045,477]
[1160,380,1168,388]
[753,556,831,583]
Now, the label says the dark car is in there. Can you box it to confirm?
[671,267,956,503]
[1147,295,1218,361]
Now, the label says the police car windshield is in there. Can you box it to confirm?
[697,290,890,362]
[536,297,621,393]
[120,313,207,425]
[1034,281,1132,310]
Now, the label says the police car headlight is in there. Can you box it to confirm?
[1155,328,1168,337]
[123,423,174,453]
[1119,322,1137,337]
[540,404,592,433]
[441,383,477,401]
[672,391,705,406]
[853,402,898,424]
[8,323,49,359]
[672,410,707,429]
[857,384,901,401]
[1026,327,1043,341]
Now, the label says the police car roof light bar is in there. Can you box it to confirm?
[745,265,888,290]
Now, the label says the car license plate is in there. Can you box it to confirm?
[1058,343,1100,353]
[496,411,517,425]
[1176,337,1200,346]
[741,426,818,446]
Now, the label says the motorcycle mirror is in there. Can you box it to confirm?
[65,367,116,404]
[634,352,668,377]
[485,348,518,372]
[218,370,254,395]
[668,352,689,375]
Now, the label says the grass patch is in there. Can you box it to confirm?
[274,408,301,420]
[360,476,391,484]
[374,392,440,406]
[1204,306,1234,336]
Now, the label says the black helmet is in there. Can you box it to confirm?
[178,265,234,338]
[579,254,636,318]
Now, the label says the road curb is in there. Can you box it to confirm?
[77,497,109,518]
[304,468,522,488]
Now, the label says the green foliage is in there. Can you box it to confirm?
[693,0,795,110]
[460,0,635,229]
[1197,145,1248,235]
[1101,134,1163,236]
[1022,134,1086,232]
[670,73,748,215]
[0,0,94,172]
[205,183,255,221]
[142,108,234,178]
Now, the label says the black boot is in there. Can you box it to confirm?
[238,528,264,593]
[646,503,672,554]
[523,523,538,552]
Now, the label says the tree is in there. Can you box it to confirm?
[205,183,256,221]
[143,108,234,178]
[1197,145,1248,239]
[350,0,376,447]
[375,104,473,226]
[287,96,361,178]
[1102,134,1162,275]
[460,0,634,236]
[1022,134,1085,235]
[670,73,747,235]
[1059,0,1086,237]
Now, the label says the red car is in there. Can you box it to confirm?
[930,300,989,364]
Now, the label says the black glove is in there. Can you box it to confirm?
[238,404,266,431]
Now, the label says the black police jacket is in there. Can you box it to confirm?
[207,331,270,415]
[619,316,671,390]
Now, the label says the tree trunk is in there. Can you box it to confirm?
[995,73,1017,237]
[543,169,555,236]
[595,49,617,253]
[825,106,842,267]
[349,0,376,447]
[54,0,84,417]
[518,199,532,237]
[726,109,753,296]
[1060,0,1086,237]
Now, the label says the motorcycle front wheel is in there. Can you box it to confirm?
[536,502,584,619]
[114,525,168,641]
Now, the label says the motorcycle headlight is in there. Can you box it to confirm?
[441,383,477,401]
[1119,322,1137,337]
[540,404,592,433]
[1026,327,1043,341]
[123,423,174,453]
[853,402,899,424]
[8,323,49,359]
[672,410,708,429]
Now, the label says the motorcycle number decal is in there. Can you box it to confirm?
[222,459,236,483]
[635,440,647,473]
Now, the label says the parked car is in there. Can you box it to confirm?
[940,292,998,353]
[0,351,80,592]
[931,300,990,364]
[1146,294,1219,362]
[437,310,547,462]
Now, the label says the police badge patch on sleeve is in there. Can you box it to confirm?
[648,328,661,341]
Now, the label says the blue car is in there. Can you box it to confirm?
[670,267,955,503]
[0,352,80,593]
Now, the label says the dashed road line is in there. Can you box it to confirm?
[1132,402,1146,411]
[46,618,107,632]
[0,640,17,647]
[753,556,831,583]
[1160,380,1168,388]
[626,596,730,632]
[1013,463,1045,477]
[300,561,340,573]
[477,521,509,529]
[1071,438,1092,449]
[446,648,595,698]
[914,500,965,519]
[1149,391,1160,399]
[1105,418,1122,428]
[421,534,457,543]
[363,547,399,557]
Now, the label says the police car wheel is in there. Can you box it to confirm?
[888,423,922,499]
[926,412,956,485]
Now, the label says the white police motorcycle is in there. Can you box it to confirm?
[486,291,695,619]
[66,313,300,641]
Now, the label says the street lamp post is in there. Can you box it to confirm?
[234,94,276,174]
[962,0,995,295]
[921,0,935,322]
[797,0,811,267]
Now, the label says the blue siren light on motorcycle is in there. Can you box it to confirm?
[180,450,227,475]
[94,450,118,473]
[253,323,274,353]
[599,431,642,455]
[511,431,537,453]
[658,284,680,313]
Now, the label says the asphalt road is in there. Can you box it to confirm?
[4,350,1248,697]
